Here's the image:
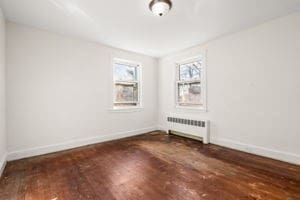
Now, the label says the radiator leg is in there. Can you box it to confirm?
[203,137,209,144]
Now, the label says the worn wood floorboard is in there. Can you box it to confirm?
[0,131,299,200]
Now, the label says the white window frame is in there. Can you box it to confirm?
[112,58,142,111]
[175,54,207,111]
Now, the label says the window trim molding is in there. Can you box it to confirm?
[111,57,143,111]
[175,53,207,112]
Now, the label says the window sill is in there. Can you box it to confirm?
[110,107,143,113]
[175,105,207,112]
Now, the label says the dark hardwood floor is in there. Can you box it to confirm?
[0,131,299,200]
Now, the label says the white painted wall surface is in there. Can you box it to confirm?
[0,8,6,174]
[5,13,300,165]
[158,13,300,164]
[6,22,158,160]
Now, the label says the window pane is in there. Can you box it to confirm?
[178,82,201,105]
[114,63,137,81]
[179,60,201,81]
[115,83,138,103]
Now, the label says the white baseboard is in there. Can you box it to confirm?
[158,124,299,165]
[7,126,157,161]
[0,152,7,177]
[157,125,168,132]
[6,126,299,165]
[211,137,300,165]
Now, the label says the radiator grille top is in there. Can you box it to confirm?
[167,117,205,127]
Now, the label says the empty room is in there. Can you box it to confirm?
[0,0,300,199]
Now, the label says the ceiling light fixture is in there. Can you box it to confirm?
[149,0,172,17]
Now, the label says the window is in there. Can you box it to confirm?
[176,56,206,110]
[113,58,141,109]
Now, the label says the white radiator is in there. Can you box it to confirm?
[166,115,210,144]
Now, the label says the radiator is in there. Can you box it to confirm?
[167,115,210,144]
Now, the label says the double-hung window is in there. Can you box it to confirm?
[176,56,206,110]
[113,58,141,109]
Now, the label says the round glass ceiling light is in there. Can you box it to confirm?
[149,0,172,16]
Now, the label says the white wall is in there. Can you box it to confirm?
[158,13,300,164]
[4,13,300,164]
[6,22,158,160]
[0,8,6,174]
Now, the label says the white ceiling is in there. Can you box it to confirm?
[0,0,299,57]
